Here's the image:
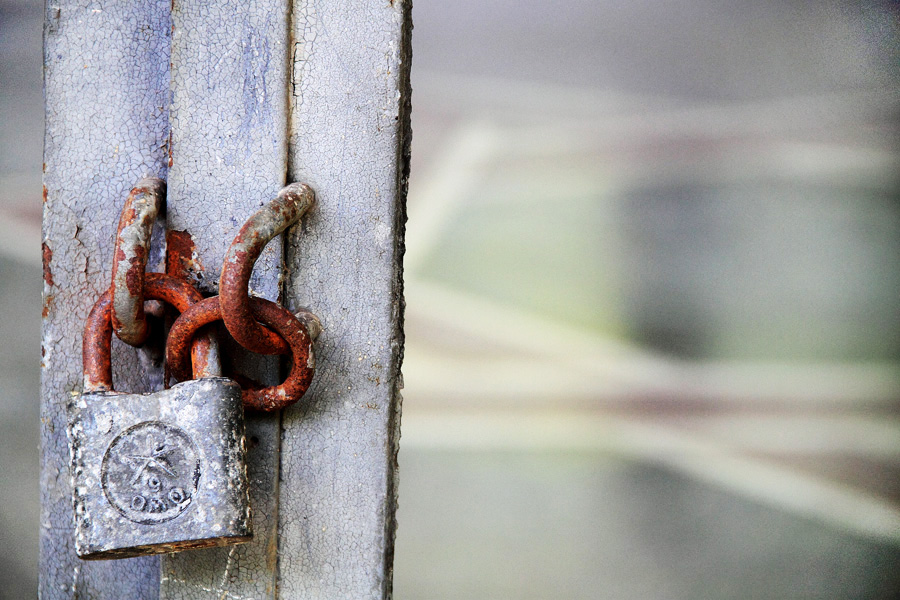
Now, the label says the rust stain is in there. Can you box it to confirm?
[41,242,54,286]
[124,250,146,296]
[166,229,200,281]
[42,184,48,203]
[42,294,52,318]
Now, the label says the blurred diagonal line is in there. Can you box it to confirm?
[405,121,504,274]
[407,279,658,365]
[413,71,671,119]
[412,73,899,197]
[405,349,900,409]
[669,414,900,457]
[403,408,900,545]
[405,280,900,407]
[489,134,899,191]
[498,90,899,151]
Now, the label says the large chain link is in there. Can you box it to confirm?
[99,178,319,410]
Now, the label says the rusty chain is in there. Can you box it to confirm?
[166,296,315,411]
[83,272,213,392]
[220,182,315,354]
[92,179,319,410]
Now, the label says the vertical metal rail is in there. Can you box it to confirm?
[279,1,411,597]
[160,0,291,598]
[41,2,172,597]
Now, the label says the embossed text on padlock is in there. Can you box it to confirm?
[65,275,252,560]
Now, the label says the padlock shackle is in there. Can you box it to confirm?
[83,273,216,392]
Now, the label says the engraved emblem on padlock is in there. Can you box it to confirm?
[66,275,252,560]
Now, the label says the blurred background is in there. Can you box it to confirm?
[3,0,900,598]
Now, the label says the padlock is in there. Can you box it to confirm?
[65,275,252,560]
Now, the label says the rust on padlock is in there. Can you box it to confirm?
[70,190,256,560]
[83,272,212,392]
[110,177,165,347]
[220,182,314,355]
[167,296,315,411]
[71,301,251,560]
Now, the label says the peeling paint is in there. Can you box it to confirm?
[42,242,54,287]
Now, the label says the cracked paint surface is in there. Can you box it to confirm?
[281,1,411,598]
[161,0,290,598]
[41,1,172,597]
[43,0,409,597]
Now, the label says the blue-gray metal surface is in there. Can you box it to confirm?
[160,0,292,597]
[280,1,411,597]
[41,1,172,596]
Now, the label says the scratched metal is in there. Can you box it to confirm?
[65,378,251,559]
[41,0,172,596]
[281,0,412,597]
[162,0,292,597]
[110,177,165,347]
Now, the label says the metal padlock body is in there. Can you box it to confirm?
[66,377,251,560]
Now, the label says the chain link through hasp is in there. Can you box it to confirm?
[89,177,318,411]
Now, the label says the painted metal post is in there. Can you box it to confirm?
[41,2,171,596]
[41,0,410,597]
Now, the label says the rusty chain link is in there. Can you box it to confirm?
[89,179,319,410]
[83,272,213,392]
[220,182,315,354]
[166,296,315,411]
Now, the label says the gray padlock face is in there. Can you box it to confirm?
[66,377,251,560]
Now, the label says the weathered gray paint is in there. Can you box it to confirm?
[280,1,411,597]
[42,0,409,597]
[161,0,291,597]
[41,1,171,596]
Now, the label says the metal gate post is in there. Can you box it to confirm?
[279,2,411,596]
[41,0,410,597]
[41,2,171,596]
[158,0,292,597]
